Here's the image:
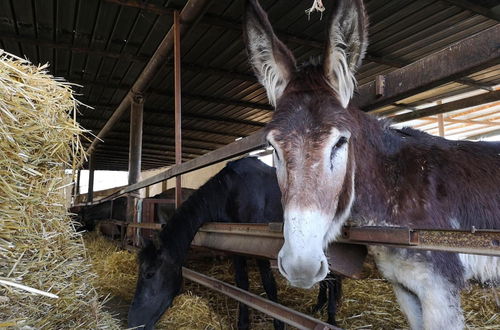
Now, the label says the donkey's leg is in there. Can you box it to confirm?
[326,275,342,326]
[233,256,250,330]
[312,281,328,313]
[419,284,463,330]
[371,247,464,330]
[392,283,423,330]
[256,259,284,330]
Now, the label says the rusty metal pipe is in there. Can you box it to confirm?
[87,0,211,156]
[182,267,339,330]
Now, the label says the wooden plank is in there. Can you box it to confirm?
[391,90,500,123]
[355,25,500,111]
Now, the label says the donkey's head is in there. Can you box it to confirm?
[245,0,367,288]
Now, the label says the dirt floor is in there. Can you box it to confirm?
[84,233,499,329]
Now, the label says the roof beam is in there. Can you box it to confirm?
[82,103,267,128]
[81,133,225,149]
[356,25,500,111]
[413,116,500,127]
[0,32,257,82]
[81,137,217,154]
[73,79,272,111]
[87,0,212,155]
[79,117,246,138]
[391,90,500,123]
[442,0,500,22]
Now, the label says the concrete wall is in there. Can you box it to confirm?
[140,159,234,198]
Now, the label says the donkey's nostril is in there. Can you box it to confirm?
[278,256,288,276]
[316,260,328,279]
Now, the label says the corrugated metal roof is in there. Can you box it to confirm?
[1,0,499,170]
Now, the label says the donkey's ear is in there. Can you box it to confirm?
[244,0,296,107]
[323,0,368,108]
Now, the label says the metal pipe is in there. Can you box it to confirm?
[182,267,338,330]
[174,10,183,208]
[87,155,95,203]
[86,0,212,155]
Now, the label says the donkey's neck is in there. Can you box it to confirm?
[349,110,419,226]
[158,177,231,263]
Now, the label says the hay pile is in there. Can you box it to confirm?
[186,258,500,330]
[84,228,499,329]
[0,50,118,328]
[84,232,229,329]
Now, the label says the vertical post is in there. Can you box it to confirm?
[73,169,81,204]
[437,101,445,137]
[87,156,95,203]
[126,93,144,246]
[128,93,144,187]
[174,10,183,208]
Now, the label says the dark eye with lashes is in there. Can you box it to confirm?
[268,142,280,161]
[330,137,348,165]
[333,137,348,150]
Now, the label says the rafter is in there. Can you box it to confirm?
[78,117,246,138]
[72,79,272,111]
[0,32,256,82]
[391,90,500,123]
[81,137,216,154]
[81,103,267,128]
[442,0,500,22]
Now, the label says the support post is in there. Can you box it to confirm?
[174,10,182,208]
[87,156,95,203]
[73,169,81,203]
[437,101,445,137]
[126,94,144,222]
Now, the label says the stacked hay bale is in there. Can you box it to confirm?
[0,51,118,328]
[84,232,229,329]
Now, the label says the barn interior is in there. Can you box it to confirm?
[0,0,499,329]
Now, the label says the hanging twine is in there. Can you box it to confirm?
[305,0,326,20]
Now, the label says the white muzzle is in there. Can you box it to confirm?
[277,208,329,288]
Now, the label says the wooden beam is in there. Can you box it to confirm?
[467,128,500,140]
[86,0,212,156]
[356,25,500,111]
[391,90,500,123]
[442,0,500,22]
[414,116,500,128]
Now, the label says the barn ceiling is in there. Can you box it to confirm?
[1,0,499,170]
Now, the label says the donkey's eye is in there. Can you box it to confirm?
[333,137,348,150]
[144,272,155,279]
[268,142,280,161]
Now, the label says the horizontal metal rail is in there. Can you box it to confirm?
[75,130,267,207]
[182,267,338,330]
[193,223,500,257]
[100,220,500,257]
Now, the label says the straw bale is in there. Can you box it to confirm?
[0,50,118,328]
